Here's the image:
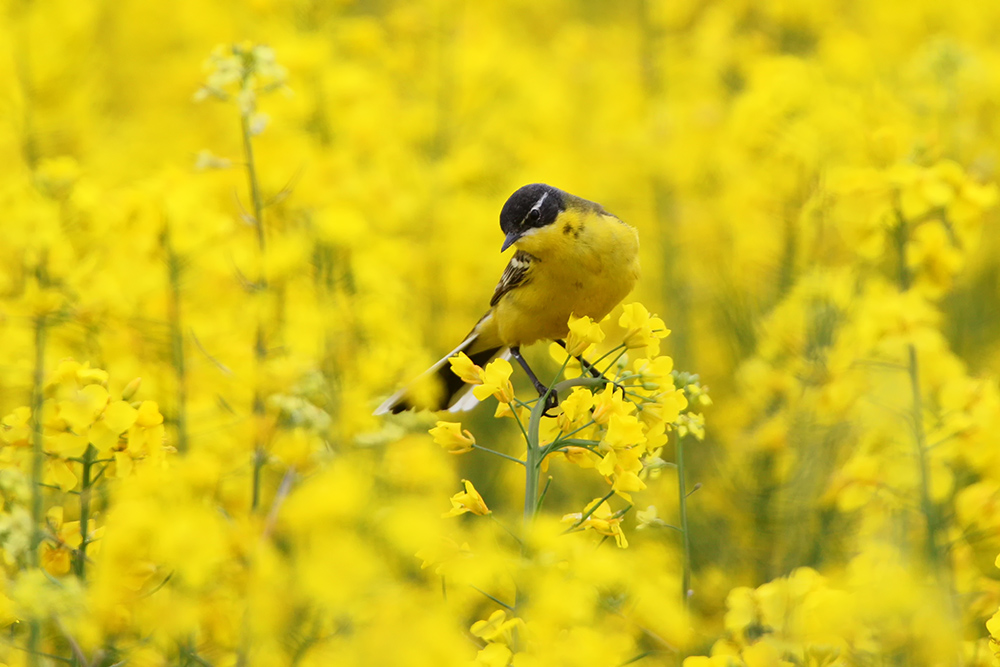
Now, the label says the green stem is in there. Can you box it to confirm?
[74,445,96,579]
[894,206,944,577]
[165,228,189,454]
[676,433,692,612]
[240,111,266,254]
[472,443,524,466]
[588,343,628,372]
[523,408,546,525]
[240,82,269,514]
[29,315,47,667]
[523,355,572,525]
[907,344,943,575]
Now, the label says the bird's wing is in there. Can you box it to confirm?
[490,250,535,307]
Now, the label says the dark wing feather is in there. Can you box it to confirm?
[490,250,535,307]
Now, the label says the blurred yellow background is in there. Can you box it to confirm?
[3,0,1000,665]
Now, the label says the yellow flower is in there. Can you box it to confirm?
[58,384,110,432]
[473,643,513,667]
[44,458,77,492]
[134,401,164,428]
[558,387,595,432]
[473,358,515,403]
[88,400,139,453]
[611,470,646,502]
[443,480,491,517]
[636,505,665,530]
[415,538,473,574]
[565,313,605,356]
[619,303,670,354]
[449,351,484,385]
[591,385,634,425]
[603,413,647,450]
[494,401,528,421]
[556,445,598,469]
[1,407,32,446]
[428,421,475,454]
[987,608,1000,643]
[470,609,523,644]
[41,507,82,577]
[562,498,628,548]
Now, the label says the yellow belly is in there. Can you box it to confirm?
[493,211,640,347]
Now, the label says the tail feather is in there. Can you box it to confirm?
[373,334,507,415]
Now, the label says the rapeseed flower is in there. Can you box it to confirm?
[428,420,475,455]
[443,480,490,517]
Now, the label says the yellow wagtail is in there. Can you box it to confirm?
[376,183,640,414]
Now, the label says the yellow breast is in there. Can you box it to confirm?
[493,210,640,346]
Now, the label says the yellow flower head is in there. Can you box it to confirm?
[619,303,670,355]
[428,421,475,455]
[611,470,647,502]
[557,445,598,469]
[591,385,634,425]
[602,413,647,450]
[631,355,675,385]
[562,498,628,548]
[1,407,32,446]
[565,313,605,357]
[558,387,595,432]
[473,358,515,404]
[449,352,484,385]
[470,609,523,644]
[635,505,664,530]
[443,479,491,517]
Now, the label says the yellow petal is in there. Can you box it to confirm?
[103,400,139,433]
[48,432,89,458]
[134,401,163,428]
[45,459,78,491]
[114,451,134,478]
[59,385,110,432]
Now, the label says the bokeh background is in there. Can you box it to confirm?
[3,0,1000,665]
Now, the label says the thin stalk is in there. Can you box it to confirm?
[588,343,628,372]
[523,356,571,526]
[74,445,96,579]
[472,443,524,466]
[893,207,944,577]
[240,86,268,513]
[907,344,943,574]
[523,430,541,527]
[535,476,553,514]
[240,111,266,254]
[28,315,47,667]
[165,229,189,453]
[676,433,692,612]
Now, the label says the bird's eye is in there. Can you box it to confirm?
[526,209,541,224]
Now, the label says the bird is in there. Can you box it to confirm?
[375,183,640,415]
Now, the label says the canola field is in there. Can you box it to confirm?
[3,1,1000,665]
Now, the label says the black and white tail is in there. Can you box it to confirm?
[373,333,509,415]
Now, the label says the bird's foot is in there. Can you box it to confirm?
[540,389,560,418]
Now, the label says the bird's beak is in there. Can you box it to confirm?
[501,230,521,252]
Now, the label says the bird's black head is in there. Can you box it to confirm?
[499,183,566,251]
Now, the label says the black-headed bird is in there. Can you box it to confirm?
[375,183,640,415]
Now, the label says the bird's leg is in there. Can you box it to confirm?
[555,340,602,378]
[510,346,558,413]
